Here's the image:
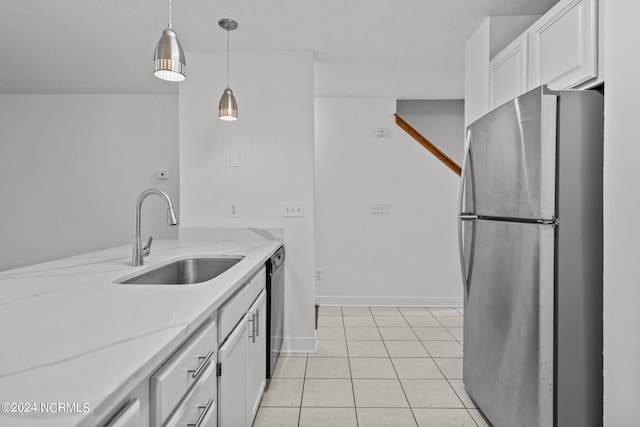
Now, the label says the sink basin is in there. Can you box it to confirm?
[118,256,244,285]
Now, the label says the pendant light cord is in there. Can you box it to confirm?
[168,0,172,28]
[226,29,230,88]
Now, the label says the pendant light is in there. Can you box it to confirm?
[154,0,186,81]
[218,19,238,121]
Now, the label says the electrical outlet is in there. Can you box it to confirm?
[370,202,391,214]
[283,202,304,217]
[315,269,323,281]
[229,202,239,218]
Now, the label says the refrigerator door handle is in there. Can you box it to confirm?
[458,129,473,293]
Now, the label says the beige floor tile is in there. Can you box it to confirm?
[352,379,409,407]
[404,316,441,327]
[345,327,382,340]
[343,315,376,327]
[399,307,431,316]
[468,409,493,427]
[434,358,463,379]
[253,407,300,427]
[356,408,417,426]
[446,327,464,341]
[347,340,389,357]
[318,306,342,316]
[400,379,464,408]
[374,315,409,326]
[299,407,357,427]
[309,340,348,357]
[436,317,464,328]
[391,358,444,379]
[379,326,418,341]
[281,351,308,358]
[421,340,463,358]
[428,307,462,317]
[272,356,307,378]
[384,341,430,358]
[413,408,477,427]
[369,306,401,316]
[316,326,346,340]
[350,357,397,379]
[448,380,477,408]
[317,315,344,327]
[342,306,372,315]
[302,379,354,407]
[260,379,304,407]
[305,357,351,378]
[412,327,456,341]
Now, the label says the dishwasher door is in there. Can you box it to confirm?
[266,246,284,379]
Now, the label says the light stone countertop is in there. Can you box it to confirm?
[0,237,282,427]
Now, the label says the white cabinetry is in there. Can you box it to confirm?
[489,34,528,110]
[246,291,267,426]
[150,317,217,427]
[528,0,598,89]
[217,266,267,427]
[218,314,249,427]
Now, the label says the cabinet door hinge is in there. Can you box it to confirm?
[216,362,222,377]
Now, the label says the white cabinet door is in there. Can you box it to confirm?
[218,314,248,427]
[528,0,598,89]
[489,33,528,110]
[246,291,267,426]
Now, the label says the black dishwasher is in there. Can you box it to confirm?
[266,246,284,380]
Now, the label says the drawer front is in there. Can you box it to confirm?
[150,317,217,426]
[218,283,251,342]
[165,363,217,427]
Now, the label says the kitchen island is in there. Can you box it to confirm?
[0,234,282,427]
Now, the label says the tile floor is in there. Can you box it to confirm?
[253,306,492,427]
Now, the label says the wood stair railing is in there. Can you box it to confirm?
[395,114,461,176]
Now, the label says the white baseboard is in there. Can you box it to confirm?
[315,295,463,307]
[281,336,317,353]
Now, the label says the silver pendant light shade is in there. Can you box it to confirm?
[154,0,186,82]
[218,19,238,121]
[219,87,238,121]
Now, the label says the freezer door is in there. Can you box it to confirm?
[464,87,557,219]
[463,219,554,427]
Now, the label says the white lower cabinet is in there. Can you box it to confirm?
[164,364,217,427]
[103,399,141,427]
[246,291,267,426]
[218,314,249,427]
[217,268,267,427]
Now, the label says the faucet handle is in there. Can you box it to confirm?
[142,236,153,257]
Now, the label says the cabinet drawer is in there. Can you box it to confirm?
[150,317,217,426]
[249,267,266,302]
[218,283,251,342]
[165,363,217,427]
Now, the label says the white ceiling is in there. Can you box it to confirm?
[0,0,558,99]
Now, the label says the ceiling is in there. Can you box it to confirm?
[0,0,558,99]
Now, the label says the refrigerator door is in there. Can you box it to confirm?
[464,87,557,220]
[463,219,554,427]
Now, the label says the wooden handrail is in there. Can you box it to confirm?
[395,114,461,176]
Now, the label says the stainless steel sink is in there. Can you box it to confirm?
[118,256,244,285]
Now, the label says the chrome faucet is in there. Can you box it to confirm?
[131,188,179,266]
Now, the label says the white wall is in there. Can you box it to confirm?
[179,51,316,351]
[315,97,462,306]
[396,99,465,165]
[0,95,179,272]
[603,2,640,424]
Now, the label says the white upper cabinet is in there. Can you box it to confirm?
[489,34,528,110]
[528,0,598,89]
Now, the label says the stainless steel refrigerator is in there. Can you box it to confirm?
[458,86,603,427]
